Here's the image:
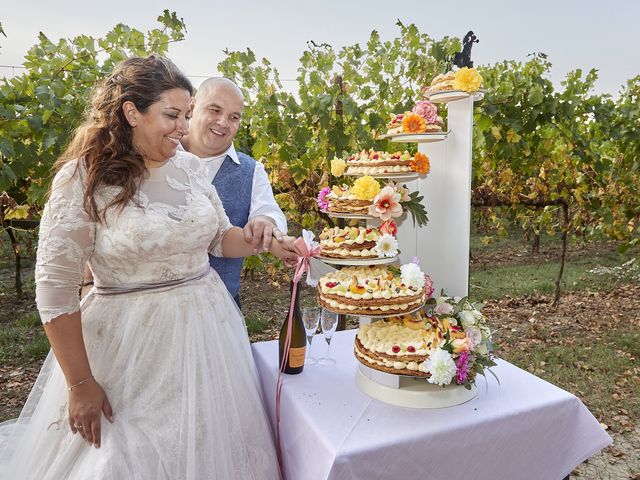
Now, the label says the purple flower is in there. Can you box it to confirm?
[456,351,470,384]
[317,187,331,211]
[412,256,420,266]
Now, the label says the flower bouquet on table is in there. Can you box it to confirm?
[386,100,444,135]
[423,295,496,388]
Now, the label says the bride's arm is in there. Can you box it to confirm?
[36,161,112,448]
[220,227,299,262]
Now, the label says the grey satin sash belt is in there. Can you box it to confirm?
[93,268,211,296]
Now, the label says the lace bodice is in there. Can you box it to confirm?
[35,150,232,323]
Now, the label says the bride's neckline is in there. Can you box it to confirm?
[146,156,175,180]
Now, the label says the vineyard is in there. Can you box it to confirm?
[1,12,638,305]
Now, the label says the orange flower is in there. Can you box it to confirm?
[401,113,427,133]
[411,152,431,175]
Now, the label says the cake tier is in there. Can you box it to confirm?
[344,150,413,176]
[318,293,425,316]
[326,199,370,214]
[426,71,456,94]
[353,314,448,378]
[317,265,427,316]
[319,226,384,259]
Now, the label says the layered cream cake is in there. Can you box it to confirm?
[426,71,456,94]
[318,226,396,259]
[345,150,414,175]
[325,185,371,214]
[317,265,428,316]
[354,312,472,379]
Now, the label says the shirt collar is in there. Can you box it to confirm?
[177,141,239,164]
[221,143,240,164]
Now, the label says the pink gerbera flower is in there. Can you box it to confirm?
[368,186,403,220]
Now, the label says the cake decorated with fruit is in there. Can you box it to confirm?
[386,101,444,135]
[324,185,372,214]
[317,263,432,316]
[353,297,494,386]
[424,67,484,97]
[318,222,398,260]
[345,150,414,175]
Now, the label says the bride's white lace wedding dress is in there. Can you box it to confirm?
[0,150,281,479]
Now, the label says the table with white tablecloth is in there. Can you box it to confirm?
[251,329,611,480]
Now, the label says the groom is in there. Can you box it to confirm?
[181,77,297,306]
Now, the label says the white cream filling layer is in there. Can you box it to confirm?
[346,165,412,174]
[323,297,423,312]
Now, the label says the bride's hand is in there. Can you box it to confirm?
[68,378,114,448]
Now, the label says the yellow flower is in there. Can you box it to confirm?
[330,157,346,177]
[453,67,483,92]
[351,175,381,201]
[401,113,427,133]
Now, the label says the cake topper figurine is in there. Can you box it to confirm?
[453,31,479,68]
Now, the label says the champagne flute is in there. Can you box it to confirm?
[318,309,338,366]
[302,307,321,365]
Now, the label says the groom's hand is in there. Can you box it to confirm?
[244,216,284,254]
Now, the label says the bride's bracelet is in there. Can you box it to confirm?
[68,375,94,391]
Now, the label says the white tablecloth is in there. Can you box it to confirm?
[251,329,611,480]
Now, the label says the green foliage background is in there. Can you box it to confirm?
[0,14,638,251]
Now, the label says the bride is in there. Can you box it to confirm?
[0,55,288,479]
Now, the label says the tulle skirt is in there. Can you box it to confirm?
[0,270,281,479]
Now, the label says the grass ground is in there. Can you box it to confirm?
[0,229,638,478]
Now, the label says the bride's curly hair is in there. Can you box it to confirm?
[56,55,193,222]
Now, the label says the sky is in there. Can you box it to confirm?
[1,0,638,97]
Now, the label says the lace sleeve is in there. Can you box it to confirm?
[35,161,95,324]
[206,183,233,257]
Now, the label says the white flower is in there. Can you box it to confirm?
[400,263,425,289]
[465,326,483,350]
[435,302,454,315]
[435,296,448,306]
[374,234,398,258]
[423,348,456,385]
[480,324,492,340]
[476,342,489,355]
[459,310,476,328]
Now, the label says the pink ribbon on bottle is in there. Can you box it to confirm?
[275,235,321,479]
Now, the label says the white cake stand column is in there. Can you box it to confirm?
[396,95,477,298]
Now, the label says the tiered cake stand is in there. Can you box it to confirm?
[320,91,482,408]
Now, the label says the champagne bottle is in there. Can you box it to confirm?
[279,281,306,374]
